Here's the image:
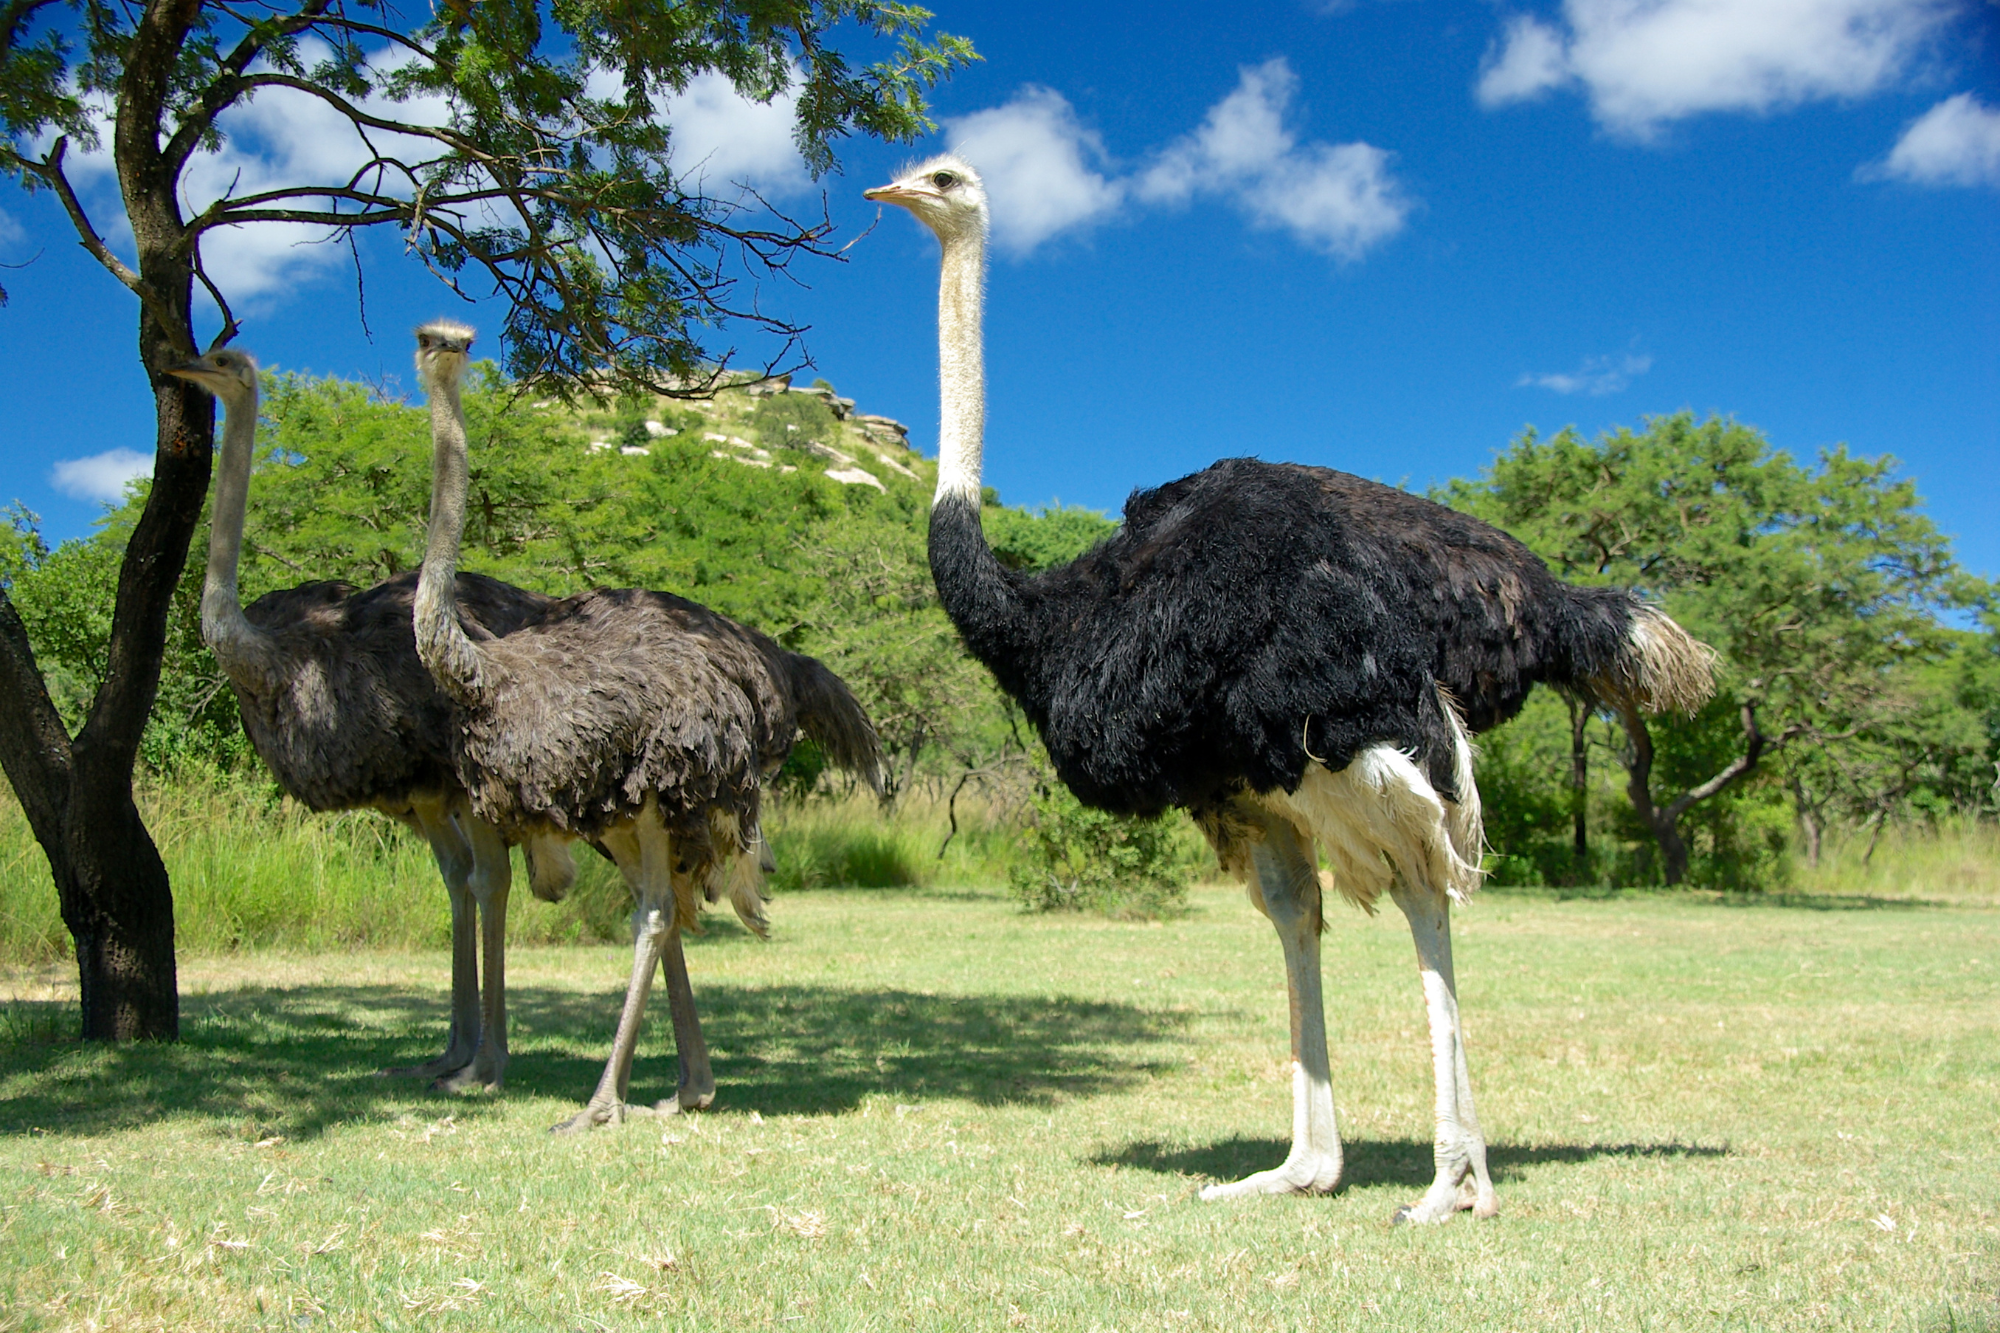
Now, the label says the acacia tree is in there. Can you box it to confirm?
[0,0,971,1039]
[1446,413,1977,885]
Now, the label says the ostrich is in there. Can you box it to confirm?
[166,347,578,1092]
[409,320,883,1132]
[866,156,1715,1222]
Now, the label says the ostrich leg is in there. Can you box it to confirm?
[1387,882,1498,1223]
[650,928,716,1114]
[1200,814,1344,1199]
[384,797,479,1079]
[552,900,663,1133]
[437,809,514,1093]
[553,811,673,1133]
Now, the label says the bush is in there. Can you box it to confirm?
[1007,780,1195,920]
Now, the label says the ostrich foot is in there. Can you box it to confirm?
[381,1047,474,1081]
[1391,1170,1498,1225]
[432,1059,505,1095]
[1198,1152,1342,1201]
[550,1099,628,1135]
[646,1083,716,1116]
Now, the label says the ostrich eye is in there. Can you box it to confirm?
[931,170,957,189]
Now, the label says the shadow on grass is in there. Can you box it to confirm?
[1711,892,1952,912]
[1483,884,1953,912]
[0,980,1180,1142]
[1095,1135,1729,1191]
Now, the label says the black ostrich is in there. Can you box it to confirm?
[867,156,1714,1222]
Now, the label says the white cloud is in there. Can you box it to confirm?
[938,66,1411,260]
[1134,59,1410,259]
[661,70,810,195]
[1477,0,1961,138]
[1866,92,2000,186]
[50,449,153,503]
[945,88,1124,253]
[1477,16,1572,106]
[579,63,811,196]
[41,45,457,303]
[1138,61,1294,199]
[1518,351,1654,395]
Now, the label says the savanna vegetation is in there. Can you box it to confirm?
[0,0,975,1039]
[0,335,1991,1333]
[2,383,1995,973]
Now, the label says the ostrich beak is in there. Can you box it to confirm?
[863,182,922,205]
[165,357,216,385]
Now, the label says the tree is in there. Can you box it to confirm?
[0,0,971,1038]
[1445,414,1981,885]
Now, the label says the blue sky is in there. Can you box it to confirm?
[2,0,1996,586]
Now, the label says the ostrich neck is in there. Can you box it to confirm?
[414,375,487,705]
[926,222,1022,660]
[201,385,274,682]
[934,228,985,504]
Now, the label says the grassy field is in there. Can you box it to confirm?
[2,880,1995,1332]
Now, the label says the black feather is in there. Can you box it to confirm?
[931,458,1664,820]
[235,570,552,813]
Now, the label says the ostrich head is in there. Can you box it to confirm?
[864,154,988,244]
[414,319,476,389]
[166,348,259,407]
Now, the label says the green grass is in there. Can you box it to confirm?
[0,786,1044,965]
[1,882,1995,1331]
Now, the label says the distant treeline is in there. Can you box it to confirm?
[3,374,1992,890]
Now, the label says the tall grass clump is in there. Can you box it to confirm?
[1792,817,2000,903]
[0,779,641,965]
[1,782,1048,965]
[0,793,66,964]
[763,790,1032,892]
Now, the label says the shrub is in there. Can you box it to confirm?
[1007,780,1194,920]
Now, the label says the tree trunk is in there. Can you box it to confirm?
[0,0,213,1039]
[55,769,180,1039]
[1790,775,1821,869]
[1619,708,1690,884]
[0,363,209,1039]
[1617,702,1771,888]
[1568,694,1590,880]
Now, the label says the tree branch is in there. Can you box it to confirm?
[26,139,149,296]
[161,0,336,174]
[1662,701,1776,822]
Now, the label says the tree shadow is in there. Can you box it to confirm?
[1484,884,1955,912]
[1712,892,1950,912]
[1093,1136,1730,1191]
[0,981,1181,1142]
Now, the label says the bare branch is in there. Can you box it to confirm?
[28,139,140,291]
[191,241,239,351]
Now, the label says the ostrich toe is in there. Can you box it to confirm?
[381,1043,474,1082]
[551,1098,627,1135]
[1197,1152,1342,1201]
[1392,1172,1497,1225]
[432,1060,504,1095]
